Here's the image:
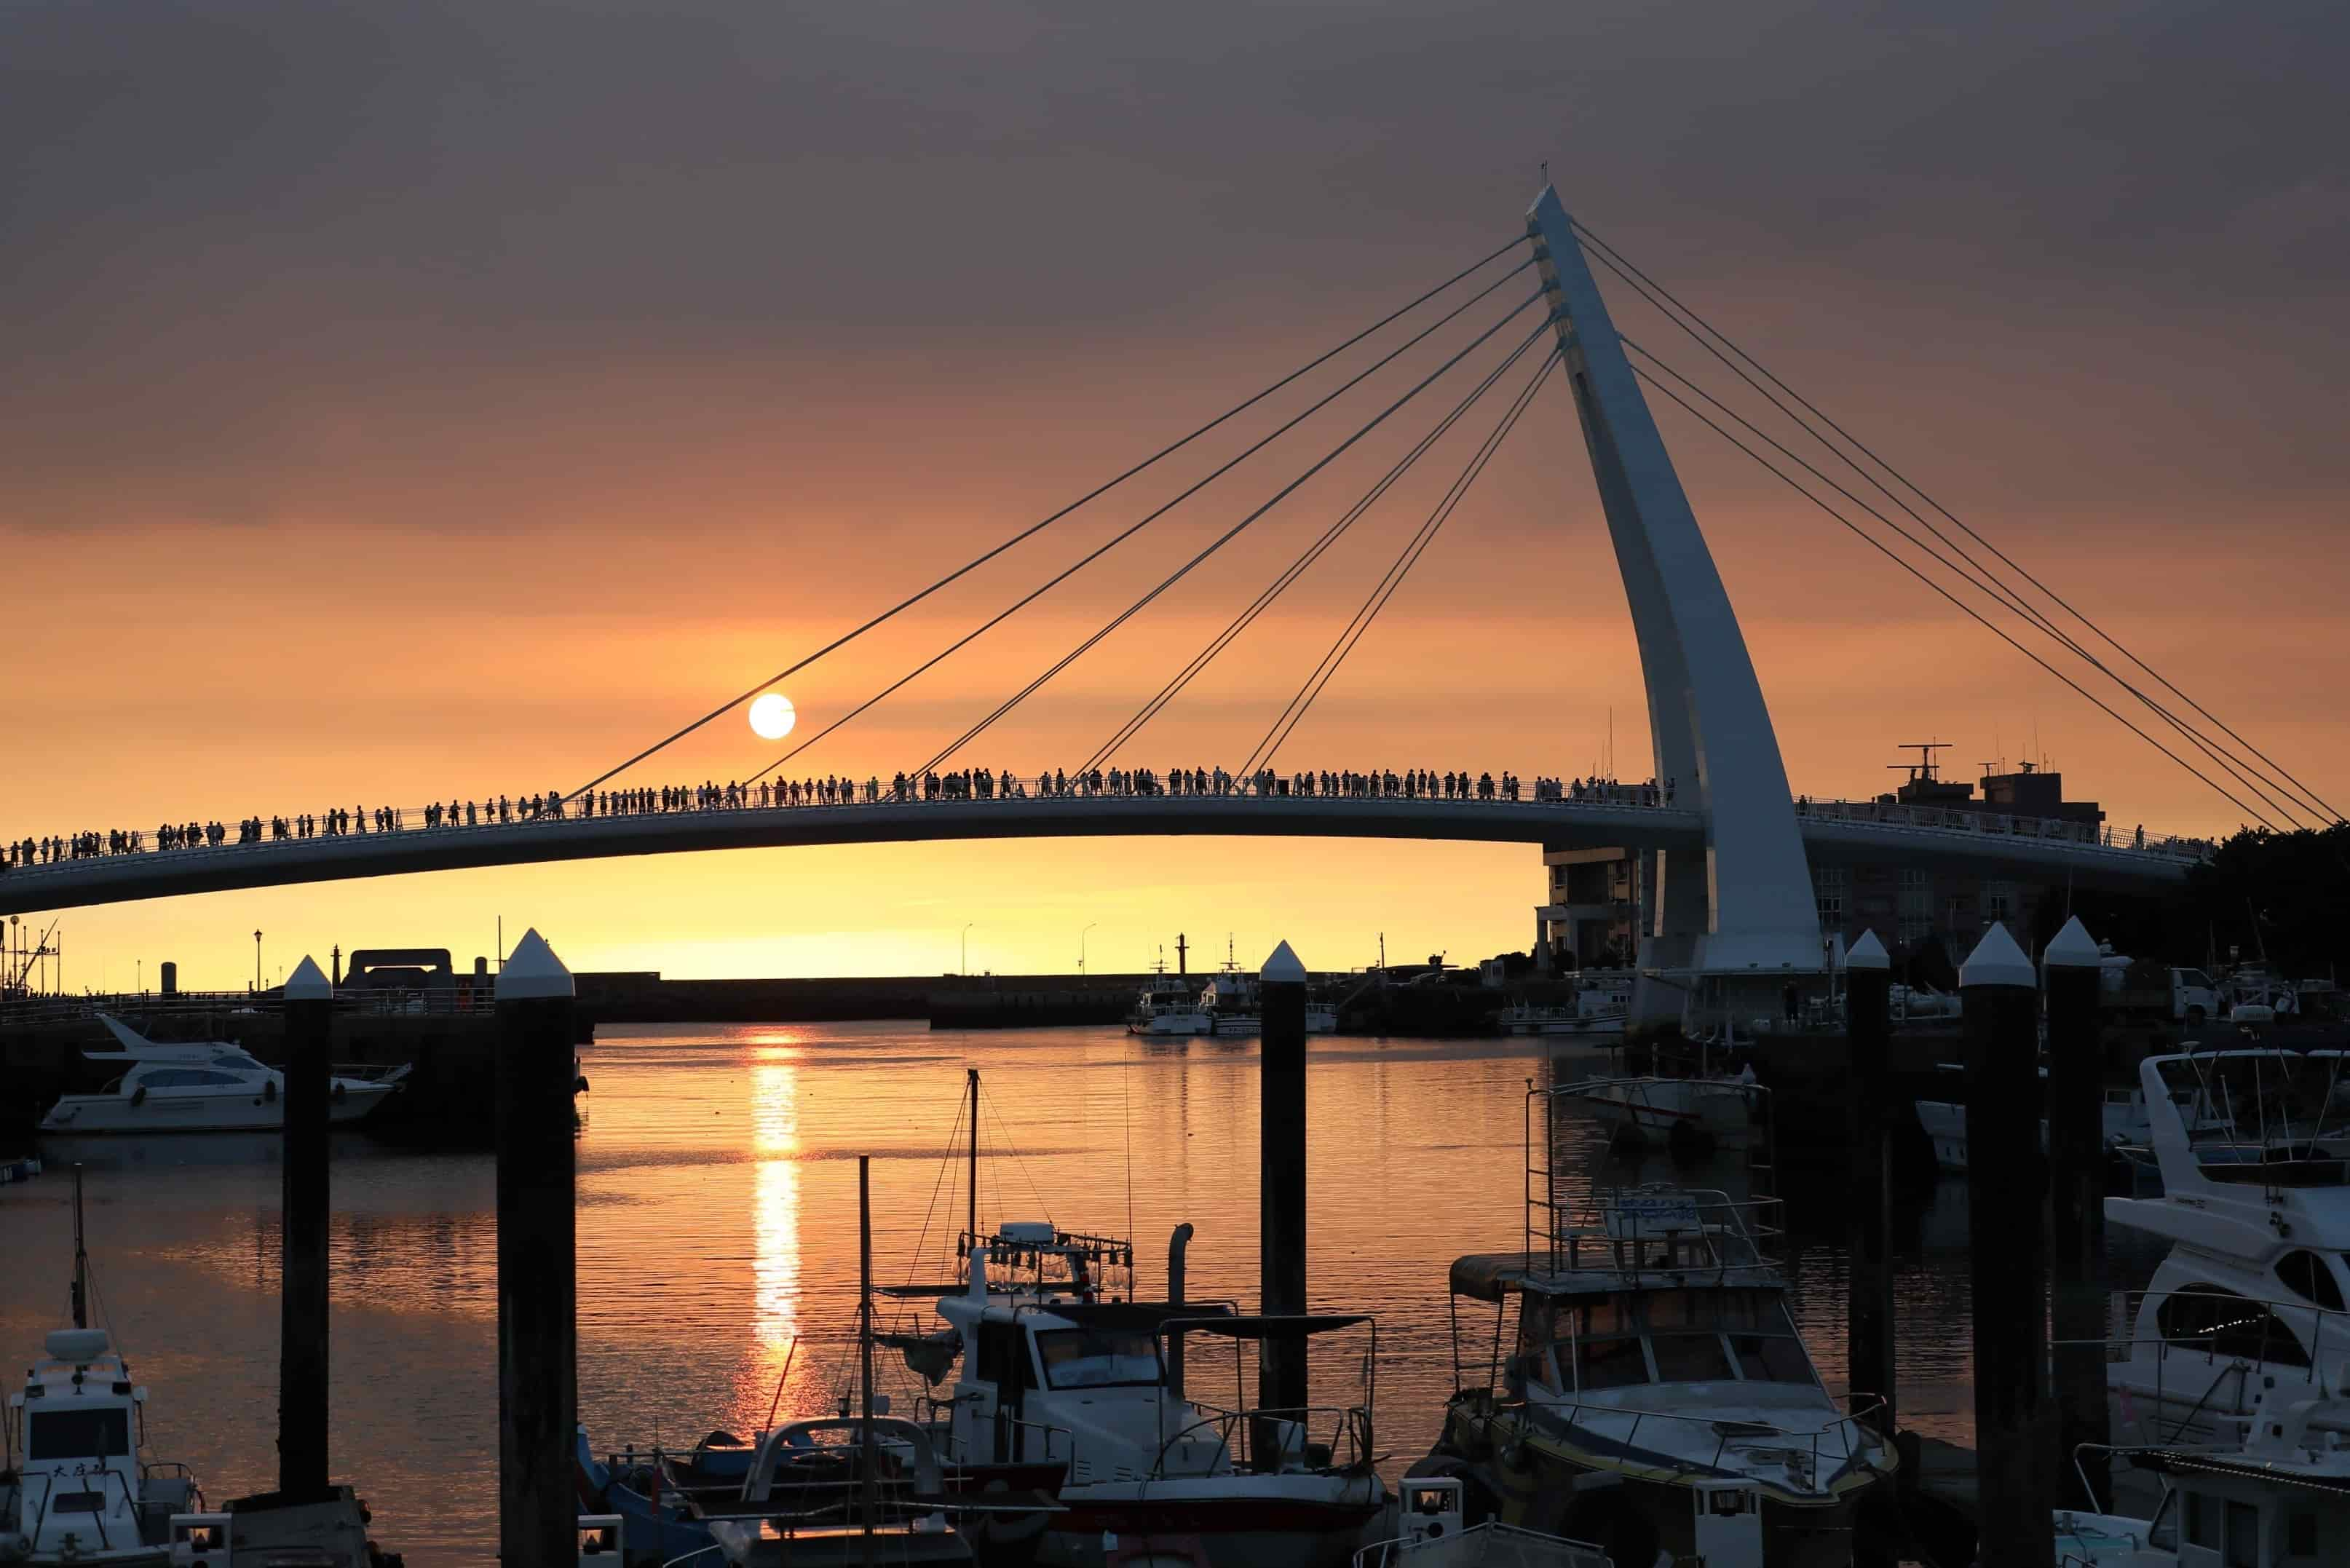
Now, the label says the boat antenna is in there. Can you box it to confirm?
[71,1163,88,1329]
[858,1155,879,1565]
[967,1067,980,1251]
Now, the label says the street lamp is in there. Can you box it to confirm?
[962,922,974,976]
[1080,922,1098,974]
[254,930,264,992]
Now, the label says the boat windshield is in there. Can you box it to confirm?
[1518,1287,1815,1393]
[1034,1326,1162,1389]
[28,1407,131,1461]
[212,1053,269,1073]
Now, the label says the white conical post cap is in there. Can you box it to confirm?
[1959,922,2036,989]
[1260,940,1307,984]
[496,927,575,1000]
[283,955,333,1000]
[2042,915,2101,970]
[1845,930,1890,971]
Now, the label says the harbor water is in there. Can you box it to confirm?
[0,1021,2165,1562]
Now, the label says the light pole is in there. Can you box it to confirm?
[255,930,264,992]
[962,923,974,976]
[1080,922,1098,975]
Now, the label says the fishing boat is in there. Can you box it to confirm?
[1572,1066,1762,1156]
[1499,978,1631,1039]
[37,1016,406,1135]
[1412,1082,1894,1568]
[874,1071,1383,1567]
[1128,970,1211,1037]
[0,1170,202,1566]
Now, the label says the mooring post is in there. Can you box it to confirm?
[1843,930,1896,1441]
[2044,915,2111,1511]
[1258,940,1309,1444]
[1961,923,2056,1565]
[495,929,577,1568]
[279,955,333,1497]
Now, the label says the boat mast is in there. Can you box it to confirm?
[71,1163,88,1330]
[967,1067,979,1251]
[858,1154,878,1567]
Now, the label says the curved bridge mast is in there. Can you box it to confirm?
[1526,186,1821,994]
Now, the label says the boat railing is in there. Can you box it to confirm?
[21,1461,142,1553]
[1150,1403,1374,1479]
[1486,1389,1886,1491]
[911,1391,1075,1468]
[2073,1289,2350,1423]
[1353,1520,1609,1567]
[1523,1188,1787,1280]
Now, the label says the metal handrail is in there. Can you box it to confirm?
[4,778,2208,882]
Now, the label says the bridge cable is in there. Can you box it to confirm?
[1626,359,2276,828]
[1075,322,1553,776]
[1621,336,2309,832]
[741,266,1541,788]
[563,233,1532,804]
[1573,220,2338,826]
[905,305,1554,778]
[1241,347,1562,778]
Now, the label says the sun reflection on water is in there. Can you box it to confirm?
[748,1053,803,1417]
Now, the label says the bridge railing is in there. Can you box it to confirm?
[2,774,2212,882]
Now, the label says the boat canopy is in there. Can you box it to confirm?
[1450,1254,1542,1302]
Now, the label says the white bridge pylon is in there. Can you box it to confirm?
[1527,186,1823,977]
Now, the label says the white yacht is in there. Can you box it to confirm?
[2103,1048,2350,1449]
[38,1016,405,1135]
[1913,1064,2220,1173]
[2045,1384,2350,1563]
[902,1224,1385,1568]
[1416,1083,1894,1568]
[1,1175,201,1565]
[1500,978,1631,1039]
[1127,972,1211,1037]
[1197,959,1336,1037]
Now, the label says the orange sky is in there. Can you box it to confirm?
[6,1,2343,990]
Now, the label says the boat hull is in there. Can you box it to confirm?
[1427,1398,1880,1568]
[39,1082,399,1134]
[1037,1478,1383,1568]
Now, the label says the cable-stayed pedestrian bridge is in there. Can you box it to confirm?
[8,182,2317,945]
[0,780,2198,916]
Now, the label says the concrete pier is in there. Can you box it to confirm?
[2044,916,2111,1512]
[1961,924,2056,1566]
[1258,940,1308,1428]
[278,956,333,1497]
[494,930,578,1568]
[1843,931,1896,1439]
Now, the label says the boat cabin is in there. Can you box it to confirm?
[4,1328,194,1560]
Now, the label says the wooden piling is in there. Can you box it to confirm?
[1844,931,1896,1439]
[1961,923,2056,1566]
[279,956,333,1497]
[2044,916,2111,1512]
[1258,941,1308,1428]
[495,929,577,1568]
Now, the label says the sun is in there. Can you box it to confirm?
[748,692,796,741]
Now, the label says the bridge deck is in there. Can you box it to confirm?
[0,791,2195,916]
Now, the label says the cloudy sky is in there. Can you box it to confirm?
[7,0,2343,984]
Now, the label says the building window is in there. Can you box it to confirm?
[1984,882,2017,922]
[1812,867,1847,926]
